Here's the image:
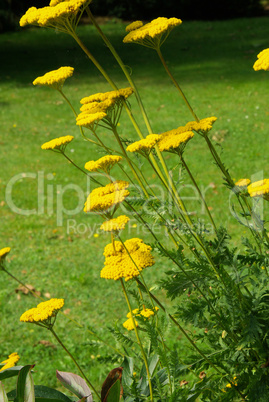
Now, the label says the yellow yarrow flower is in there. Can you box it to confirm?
[33,67,74,90]
[123,307,159,330]
[126,134,160,155]
[123,17,182,49]
[78,88,133,129]
[158,130,194,153]
[76,112,107,129]
[49,0,65,5]
[41,135,74,151]
[185,117,217,135]
[235,179,251,187]
[248,179,269,199]
[20,298,64,327]
[126,21,143,32]
[80,88,134,105]
[100,215,130,232]
[20,0,92,33]
[123,317,138,331]
[0,247,11,262]
[101,238,155,281]
[80,99,114,113]
[84,155,122,173]
[84,181,129,213]
[0,353,20,372]
[253,48,269,71]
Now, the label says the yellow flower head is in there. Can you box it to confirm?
[123,307,159,330]
[77,88,133,129]
[20,0,92,32]
[235,178,251,187]
[49,0,65,5]
[41,135,74,151]
[84,181,129,213]
[100,215,130,232]
[123,17,182,48]
[248,179,269,199]
[123,317,138,331]
[158,130,194,153]
[185,117,217,135]
[76,112,107,129]
[80,87,134,105]
[33,67,74,90]
[126,134,160,155]
[253,48,269,71]
[80,99,114,113]
[0,247,11,262]
[126,20,143,32]
[101,238,155,281]
[20,298,64,327]
[0,353,20,372]
[84,155,122,173]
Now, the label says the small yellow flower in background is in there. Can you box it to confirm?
[100,215,130,232]
[253,48,269,71]
[123,307,159,330]
[20,0,92,32]
[226,376,237,388]
[84,181,129,214]
[41,135,74,152]
[248,179,269,199]
[126,134,160,156]
[93,233,99,238]
[0,353,20,372]
[85,155,122,173]
[0,247,11,262]
[158,130,194,153]
[185,116,217,134]
[20,298,64,328]
[123,17,182,49]
[101,238,155,281]
[33,67,74,90]
[126,21,143,32]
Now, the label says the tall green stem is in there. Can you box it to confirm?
[180,154,217,233]
[50,328,101,400]
[120,279,154,401]
[156,47,199,122]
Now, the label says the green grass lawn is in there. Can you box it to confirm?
[1,15,269,394]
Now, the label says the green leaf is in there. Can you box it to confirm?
[101,368,123,402]
[56,371,93,402]
[34,386,73,402]
[8,386,73,402]
[0,381,8,402]
[16,365,35,402]
[104,379,121,402]
[0,367,24,381]
[148,355,159,377]
[121,356,133,389]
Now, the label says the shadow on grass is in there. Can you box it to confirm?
[1,16,269,87]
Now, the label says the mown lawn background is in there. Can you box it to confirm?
[1,15,269,394]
